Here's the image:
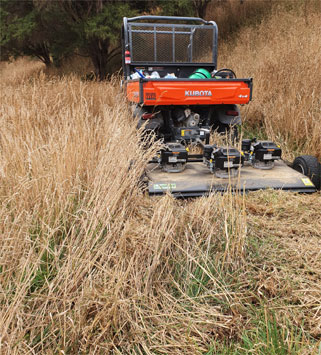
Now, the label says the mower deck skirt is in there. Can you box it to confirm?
[147,160,316,197]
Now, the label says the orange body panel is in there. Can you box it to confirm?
[126,79,252,106]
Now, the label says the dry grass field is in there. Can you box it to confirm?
[1,2,320,354]
[218,2,321,160]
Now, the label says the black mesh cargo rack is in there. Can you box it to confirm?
[122,16,218,79]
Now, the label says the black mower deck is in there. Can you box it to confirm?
[147,160,316,197]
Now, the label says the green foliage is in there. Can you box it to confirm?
[41,6,80,66]
[1,1,33,53]
[0,0,200,76]
[3,12,36,43]
[156,0,194,17]
[203,309,314,354]
[84,3,132,42]
[0,0,51,64]
[239,310,309,354]
[49,0,138,78]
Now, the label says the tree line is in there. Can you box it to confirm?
[1,0,213,79]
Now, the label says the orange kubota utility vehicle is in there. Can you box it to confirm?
[122,16,319,197]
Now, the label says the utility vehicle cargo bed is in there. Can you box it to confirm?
[126,78,252,105]
[146,160,316,197]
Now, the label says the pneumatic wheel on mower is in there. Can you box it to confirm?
[293,155,321,190]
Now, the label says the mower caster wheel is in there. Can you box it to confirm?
[293,155,320,190]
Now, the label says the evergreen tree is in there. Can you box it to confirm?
[1,0,201,79]
[0,0,51,66]
[53,0,137,79]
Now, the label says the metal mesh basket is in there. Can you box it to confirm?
[129,23,215,63]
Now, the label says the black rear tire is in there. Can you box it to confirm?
[293,155,320,190]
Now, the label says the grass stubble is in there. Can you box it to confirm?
[0,3,321,354]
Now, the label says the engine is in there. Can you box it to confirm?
[172,108,200,127]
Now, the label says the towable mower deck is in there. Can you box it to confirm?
[122,15,320,197]
[147,160,317,197]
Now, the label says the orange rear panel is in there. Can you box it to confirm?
[126,79,252,106]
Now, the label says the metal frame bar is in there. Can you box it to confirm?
[135,78,253,83]
[153,26,157,61]
[130,62,215,66]
[129,23,214,64]
[128,22,209,29]
[149,186,317,197]
[127,15,211,24]
[209,21,218,68]
[129,25,133,58]
[123,15,219,74]
[172,27,175,62]
[131,29,192,35]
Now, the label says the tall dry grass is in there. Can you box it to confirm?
[1,4,321,354]
[219,2,321,159]
[0,64,250,353]
[206,0,274,39]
